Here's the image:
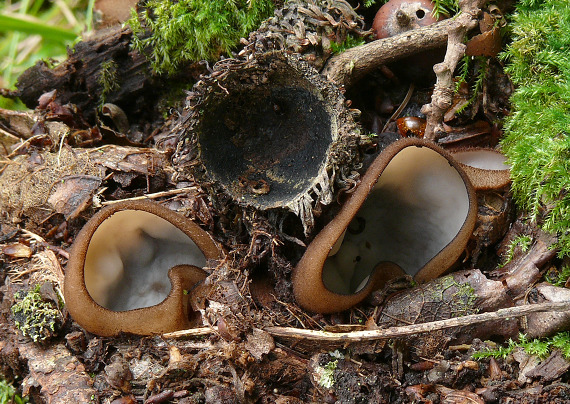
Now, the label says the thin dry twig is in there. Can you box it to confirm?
[422,0,485,140]
[100,187,198,205]
[162,326,216,339]
[264,301,570,342]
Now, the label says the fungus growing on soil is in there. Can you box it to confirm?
[64,200,222,336]
[176,52,363,233]
[451,148,511,191]
[293,138,478,314]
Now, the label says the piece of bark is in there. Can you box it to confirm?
[498,232,557,299]
[525,283,570,338]
[14,26,152,123]
[18,342,98,403]
[323,18,459,88]
[526,350,570,382]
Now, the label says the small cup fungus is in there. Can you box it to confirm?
[292,138,478,314]
[64,200,222,336]
[450,148,511,191]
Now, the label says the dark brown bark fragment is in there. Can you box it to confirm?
[14,27,153,123]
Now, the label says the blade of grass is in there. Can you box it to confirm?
[0,13,77,42]
[85,0,96,33]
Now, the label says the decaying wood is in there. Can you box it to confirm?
[18,342,98,402]
[323,18,458,88]
[12,26,162,125]
[264,301,570,343]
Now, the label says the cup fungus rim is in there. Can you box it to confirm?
[64,199,223,336]
[292,137,478,314]
[449,147,511,191]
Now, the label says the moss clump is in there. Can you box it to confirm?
[499,234,533,267]
[315,351,344,388]
[11,284,61,343]
[473,332,570,360]
[128,0,274,75]
[0,379,27,404]
[500,0,570,256]
[330,34,365,54]
[545,264,570,287]
[97,59,120,108]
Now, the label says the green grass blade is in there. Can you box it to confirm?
[0,13,77,42]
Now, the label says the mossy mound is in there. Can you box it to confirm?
[128,0,275,74]
[501,0,570,256]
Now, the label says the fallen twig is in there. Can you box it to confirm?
[264,301,570,342]
[100,186,198,205]
[323,17,459,88]
[422,0,485,140]
[162,326,216,339]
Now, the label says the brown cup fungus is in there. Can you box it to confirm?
[175,52,363,233]
[64,200,222,336]
[450,148,511,191]
[293,138,478,314]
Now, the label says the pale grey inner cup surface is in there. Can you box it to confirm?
[84,210,206,311]
[323,146,470,294]
[452,150,510,170]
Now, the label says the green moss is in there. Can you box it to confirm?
[0,379,27,404]
[315,350,344,388]
[430,276,478,316]
[451,281,477,313]
[11,284,61,343]
[472,332,570,360]
[316,360,338,388]
[431,0,459,18]
[453,56,489,115]
[127,0,274,75]
[500,0,570,257]
[545,264,570,287]
[97,59,120,108]
[499,235,533,267]
[330,34,365,54]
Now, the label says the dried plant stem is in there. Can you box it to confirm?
[100,187,197,205]
[162,327,216,339]
[422,0,485,140]
[264,301,570,343]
